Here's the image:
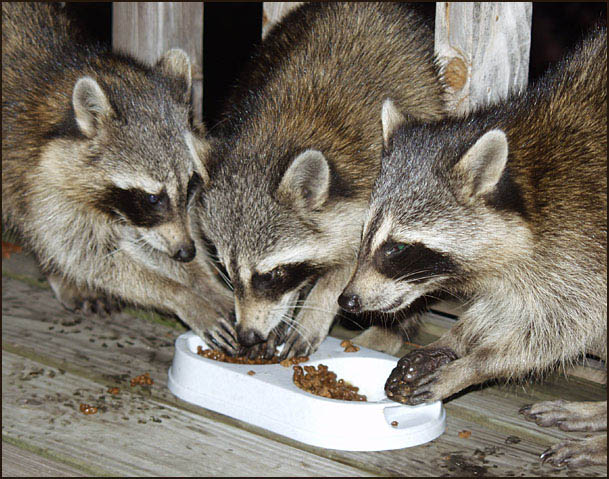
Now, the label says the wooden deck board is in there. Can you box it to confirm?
[3,351,375,477]
[2,257,606,476]
[2,441,86,477]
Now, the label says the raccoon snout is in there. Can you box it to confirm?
[172,240,196,262]
[236,324,265,347]
[338,292,362,313]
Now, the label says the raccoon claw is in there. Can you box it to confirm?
[203,317,239,354]
[539,437,606,469]
[385,347,457,404]
[519,399,605,432]
[279,333,320,360]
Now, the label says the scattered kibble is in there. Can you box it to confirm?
[280,356,309,367]
[391,420,399,427]
[79,403,98,415]
[130,372,153,387]
[2,241,22,259]
[247,370,256,376]
[293,364,367,402]
[197,345,308,366]
[340,339,360,352]
[107,387,120,395]
[458,430,472,439]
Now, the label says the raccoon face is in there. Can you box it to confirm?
[340,212,461,314]
[200,148,362,346]
[340,100,531,314]
[71,50,209,262]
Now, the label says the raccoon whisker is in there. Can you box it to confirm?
[207,260,234,291]
[275,314,314,349]
[394,270,437,283]
[283,303,356,323]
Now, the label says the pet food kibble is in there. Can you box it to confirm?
[197,345,309,365]
[107,387,120,395]
[79,403,98,415]
[247,370,256,376]
[293,364,367,401]
[340,339,360,352]
[130,372,153,387]
[458,430,472,439]
[391,420,399,427]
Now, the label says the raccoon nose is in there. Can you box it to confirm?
[338,293,362,313]
[173,241,196,262]
[236,324,265,347]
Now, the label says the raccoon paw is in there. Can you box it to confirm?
[202,314,239,355]
[540,435,607,468]
[385,347,458,405]
[519,400,607,432]
[78,296,123,316]
[279,330,322,360]
[239,328,284,360]
[48,274,122,317]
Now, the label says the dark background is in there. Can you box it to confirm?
[64,2,607,129]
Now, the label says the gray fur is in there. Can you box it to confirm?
[344,28,607,468]
[2,2,233,343]
[198,2,447,358]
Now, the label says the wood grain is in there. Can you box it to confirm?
[435,2,532,114]
[3,273,605,476]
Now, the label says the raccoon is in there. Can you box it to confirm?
[196,2,447,358]
[340,28,607,468]
[2,2,234,345]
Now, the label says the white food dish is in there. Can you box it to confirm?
[168,331,445,451]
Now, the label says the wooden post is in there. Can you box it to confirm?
[262,2,302,38]
[112,2,204,123]
[435,2,532,115]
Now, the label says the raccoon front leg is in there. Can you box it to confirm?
[280,266,354,359]
[87,257,237,350]
[47,274,123,316]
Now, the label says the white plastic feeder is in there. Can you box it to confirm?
[168,331,445,451]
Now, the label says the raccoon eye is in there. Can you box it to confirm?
[270,266,287,281]
[148,194,159,205]
[384,242,407,257]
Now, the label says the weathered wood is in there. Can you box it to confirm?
[112,2,204,123]
[2,441,86,477]
[2,351,376,477]
[435,2,532,114]
[3,273,606,476]
[262,2,302,38]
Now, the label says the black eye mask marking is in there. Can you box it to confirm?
[98,186,171,227]
[374,241,457,283]
[251,262,323,301]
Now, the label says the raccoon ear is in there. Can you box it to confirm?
[381,99,406,149]
[186,131,211,186]
[276,150,330,211]
[454,129,509,199]
[157,48,192,102]
[72,77,112,138]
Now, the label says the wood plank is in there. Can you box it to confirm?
[435,2,532,114]
[262,2,302,38]
[2,441,86,477]
[112,2,204,123]
[2,351,374,477]
[3,274,606,476]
